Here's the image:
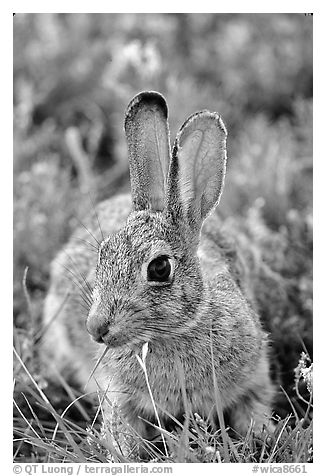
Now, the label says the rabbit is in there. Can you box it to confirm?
[43,91,274,456]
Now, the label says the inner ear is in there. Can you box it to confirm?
[167,110,227,228]
[124,91,171,212]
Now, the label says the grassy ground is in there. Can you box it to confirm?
[13,13,313,463]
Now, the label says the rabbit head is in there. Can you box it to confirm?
[86,91,227,348]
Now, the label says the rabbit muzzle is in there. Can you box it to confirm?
[86,297,111,343]
[86,298,132,347]
[86,313,126,347]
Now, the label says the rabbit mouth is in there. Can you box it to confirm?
[100,329,153,349]
[100,330,130,348]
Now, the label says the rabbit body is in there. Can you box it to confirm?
[43,92,274,450]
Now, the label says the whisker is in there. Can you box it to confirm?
[63,252,94,297]
[60,269,92,306]
[74,216,101,247]
[135,325,184,338]
[74,237,99,253]
[67,291,92,314]
[71,298,92,315]
[88,191,105,243]
[59,263,93,308]
[121,304,193,338]
[62,251,94,298]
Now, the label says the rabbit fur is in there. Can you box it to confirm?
[43,91,274,453]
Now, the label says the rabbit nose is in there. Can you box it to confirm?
[86,302,110,343]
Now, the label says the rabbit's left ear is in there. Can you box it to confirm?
[167,111,227,229]
[124,91,171,212]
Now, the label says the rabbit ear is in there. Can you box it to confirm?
[124,91,171,211]
[167,111,227,229]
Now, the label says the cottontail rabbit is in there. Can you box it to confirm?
[43,91,274,455]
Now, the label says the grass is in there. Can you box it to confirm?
[13,13,312,463]
[13,329,313,463]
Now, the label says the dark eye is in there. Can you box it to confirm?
[147,255,172,282]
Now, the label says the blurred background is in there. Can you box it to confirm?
[13,13,312,422]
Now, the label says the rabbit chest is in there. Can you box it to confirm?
[100,338,252,422]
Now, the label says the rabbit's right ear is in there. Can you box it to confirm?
[124,91,171,212]
[167,110,227,232]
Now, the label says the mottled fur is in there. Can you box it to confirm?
[43,91,274,455]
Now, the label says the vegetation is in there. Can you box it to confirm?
[13,13,312,463]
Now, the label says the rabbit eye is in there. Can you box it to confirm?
[147,255,172,283]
